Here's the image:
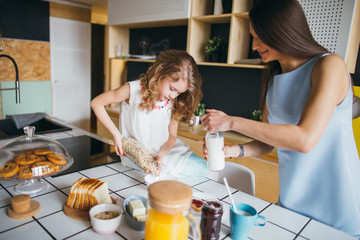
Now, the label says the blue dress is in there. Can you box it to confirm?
[267,54,360,237]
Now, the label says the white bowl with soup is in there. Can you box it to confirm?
[89,203,123,234]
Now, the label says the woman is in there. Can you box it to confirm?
[201,0,360,237]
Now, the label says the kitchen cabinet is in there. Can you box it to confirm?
[106,0,360,86]
[105,0,261,92]
[106,0,262,86]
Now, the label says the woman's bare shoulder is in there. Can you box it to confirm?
[312,54,348,79]
[315,54,346,70]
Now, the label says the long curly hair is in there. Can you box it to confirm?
[139,50,203,122]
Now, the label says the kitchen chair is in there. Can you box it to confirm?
[208,161,255,196]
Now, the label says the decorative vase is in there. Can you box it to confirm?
[209,53,221,63]
[213,0,223,15]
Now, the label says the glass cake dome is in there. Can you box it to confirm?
[0,126,74,194]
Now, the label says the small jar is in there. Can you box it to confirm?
[200,200,223,240]
[205,131,225,171]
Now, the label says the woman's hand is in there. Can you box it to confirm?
[200,109,232,133]
[202,138,208,161]
[203,138,240,159]
[223,145,242,158]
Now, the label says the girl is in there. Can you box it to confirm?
[201,0,360,237]
[91,49,208,177]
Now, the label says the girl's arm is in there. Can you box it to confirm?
[155,118,178,165]
[201,54,349,153]
[90,84,130,156]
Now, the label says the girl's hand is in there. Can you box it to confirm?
[200,109,232,133]
[114,135,124,156]
[155,154,164,171]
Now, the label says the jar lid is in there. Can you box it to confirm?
[148,180,192,214]
[202,200,223,214]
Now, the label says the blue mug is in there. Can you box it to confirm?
[230,203,267,240]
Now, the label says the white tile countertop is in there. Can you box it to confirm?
[0,117,356,240]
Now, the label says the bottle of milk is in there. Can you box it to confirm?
[205,131,225,171]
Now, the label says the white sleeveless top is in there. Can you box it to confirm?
[119,80,192,176]
[267,54,360,237]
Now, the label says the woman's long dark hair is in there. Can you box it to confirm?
[249,0,329,115]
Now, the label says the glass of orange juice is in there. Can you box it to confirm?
[145,180,200,240]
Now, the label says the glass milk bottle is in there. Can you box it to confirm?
[145,180,200,240]
[205,131,225,171]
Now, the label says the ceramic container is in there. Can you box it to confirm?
[89,203,122,234]
[123,195,147,231]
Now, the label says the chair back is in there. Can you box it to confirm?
[208,161,255,196]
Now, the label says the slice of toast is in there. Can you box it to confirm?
[82,178,100,210]
[66,177,84,208]
[91,181,112,205]
[75,179,93,210]
[87,179,102,209]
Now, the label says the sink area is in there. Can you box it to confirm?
[0,118,72,139]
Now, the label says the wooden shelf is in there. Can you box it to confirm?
[197,62,264,69]
[192,14,232,23]
[110,58,263,69]
[111,18,188,29]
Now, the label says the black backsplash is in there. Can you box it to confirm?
[0,0,49,41]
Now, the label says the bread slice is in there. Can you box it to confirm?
[66,177,84,208]
[83,179,100,210]
[91,180,112,205]
[66,177,112,211]
[87,179,102,208]
[75,179,93,210]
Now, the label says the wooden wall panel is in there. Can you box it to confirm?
[50,2,91,22]
[0,39,50,81]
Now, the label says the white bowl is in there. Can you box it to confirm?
[144,174,178,186]
[89,203,123,234]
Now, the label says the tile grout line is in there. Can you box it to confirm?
[293,218,311,240]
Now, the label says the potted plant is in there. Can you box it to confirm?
[191,102,206,126]
[204,36,228,63]
[251,109,262,121]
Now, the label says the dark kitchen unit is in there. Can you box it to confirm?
[53,135,119,176]
[0,118,72,140]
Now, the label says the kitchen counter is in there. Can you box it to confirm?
[0,117,355,239]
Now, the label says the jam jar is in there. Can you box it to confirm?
[200,200,223,240]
